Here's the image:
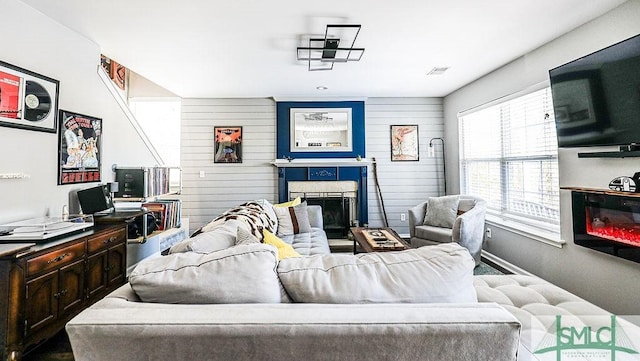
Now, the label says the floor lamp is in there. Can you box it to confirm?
[428,137,446,195]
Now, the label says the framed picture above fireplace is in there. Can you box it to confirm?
[290,108,353,152]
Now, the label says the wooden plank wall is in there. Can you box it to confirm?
[180,97,444,235]
[365,98,445,235]
[180,98,278,230]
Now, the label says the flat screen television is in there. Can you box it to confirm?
[549,33,640,148]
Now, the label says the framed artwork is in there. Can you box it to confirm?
[289,108,353,152]
[0,60,59,133]
[390,125,419,161]
[100,55,127,90]
[214,126,243,163]
[57,110,103,185]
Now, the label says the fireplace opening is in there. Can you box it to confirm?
[572,191,640,264]
[288,181,358,239]
[305,196,351,238]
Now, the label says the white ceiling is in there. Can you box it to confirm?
[21,0,628,98]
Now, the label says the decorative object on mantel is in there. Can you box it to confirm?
[608,175,637,192]
[428,137,446,195]
[214,126,243,163]
[296,24,365,71]
[0,59,59,133]
[390,125,419,162]
[57,109,102,185]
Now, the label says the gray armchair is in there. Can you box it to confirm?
[408,195,487,265]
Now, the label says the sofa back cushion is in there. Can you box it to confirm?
[130,243,281,304]
[277,243,477,303]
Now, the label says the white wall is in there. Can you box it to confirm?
[0,0,157,223]
[180,97,444,232]
[444,0,640,315]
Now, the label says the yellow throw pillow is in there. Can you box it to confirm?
[262,229,301,260]
[273,197,301,208]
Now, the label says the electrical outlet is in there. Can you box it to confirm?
[485,228,492,239]
[400,213,406,222]
[199,170,205,178]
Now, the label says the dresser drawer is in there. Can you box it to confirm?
[26,241,86,277]
[87,228,126,254]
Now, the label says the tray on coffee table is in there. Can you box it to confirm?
[350,227,410,253]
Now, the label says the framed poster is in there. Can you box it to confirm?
[390,125,419,161]
[214,126,243,163]
[57,110,103,185]
[0,60,59,133]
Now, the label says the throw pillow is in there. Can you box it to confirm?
[263,229,301,260]
[130,243,281,304]
[273,197,301,208]
[423,195,460,228]
[273,201,311,236]
[277,243,477,304]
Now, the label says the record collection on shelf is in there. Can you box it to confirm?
[114,166,179,200]
[142,199,182,231]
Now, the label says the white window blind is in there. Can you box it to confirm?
[459,87,560,231]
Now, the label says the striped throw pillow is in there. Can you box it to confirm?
[273,201,311,236]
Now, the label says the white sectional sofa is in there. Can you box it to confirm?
[66,200,521,360]
[64,199,640,361]
[475,275,640,361]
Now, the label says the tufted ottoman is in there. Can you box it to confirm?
[474,275,640,361]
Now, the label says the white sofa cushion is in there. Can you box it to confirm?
[278,227,331,256]
[278,243,477,303]
[168,218,241,254]
[474,274,640,360]
[130,243,281,304]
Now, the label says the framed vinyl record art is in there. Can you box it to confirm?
[57,110,103,185]
[214,126,243,163]
[0,60,59,133]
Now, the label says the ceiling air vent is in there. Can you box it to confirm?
[426,67,449,76]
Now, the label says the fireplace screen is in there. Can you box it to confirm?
[305,197,351,238]
[572,191,640,264]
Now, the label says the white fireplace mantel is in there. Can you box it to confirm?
[270,158,372,168]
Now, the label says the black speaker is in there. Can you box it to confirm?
[127,214,158,238]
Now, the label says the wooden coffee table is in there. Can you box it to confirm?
[350,227,410,253]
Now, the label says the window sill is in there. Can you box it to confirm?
[485,215,566,248]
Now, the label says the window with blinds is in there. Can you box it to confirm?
[459,87,560,231]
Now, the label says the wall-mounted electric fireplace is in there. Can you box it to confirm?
[571,190,640,264]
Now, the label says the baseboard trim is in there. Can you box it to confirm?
[481,250,536,277]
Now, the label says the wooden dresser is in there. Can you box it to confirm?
[0,224,127,361]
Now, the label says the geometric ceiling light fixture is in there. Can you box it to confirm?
[297,24,365,71]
